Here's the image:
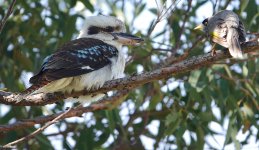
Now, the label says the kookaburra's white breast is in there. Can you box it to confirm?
[64,45,125,103]
[66,45,125,92]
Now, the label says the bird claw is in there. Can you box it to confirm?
[210,44,217,56]
[211,49,216,56]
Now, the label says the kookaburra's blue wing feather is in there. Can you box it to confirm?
[28,38,118,90]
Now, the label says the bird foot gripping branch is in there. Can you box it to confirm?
[15,15,143,104]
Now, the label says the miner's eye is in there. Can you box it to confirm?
[202,18,208,26]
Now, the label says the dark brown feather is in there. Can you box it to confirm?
[24,38,118,94]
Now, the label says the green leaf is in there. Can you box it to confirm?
[165,112,179,126]
[13,50,33,70]
[149,82,163,109]
[245,82,256,96]
[105,110,116,133]
[196,126,205,150]
[200,111,214,122]
[165,111,183,135]
[240,0,249,13]
[242,64,248,77]
[245,0,259,28]
[135,3,146,15]
[219,79,230,98]
[149,8,158,15]
[75,127,94,149]
[80,0,94,12]
[224,65,233,78]
[188,70,202,88]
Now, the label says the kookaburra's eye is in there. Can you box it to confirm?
[202,18,209,26]
[88,26,100,35]
[88,26,115,34]
[105,26,114,32]
[114,25,121,31]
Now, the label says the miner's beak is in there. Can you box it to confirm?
[194,24,205,31]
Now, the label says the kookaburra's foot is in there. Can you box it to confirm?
[69,89,79,99]
[91,92,107,97]
[91,93,97,97]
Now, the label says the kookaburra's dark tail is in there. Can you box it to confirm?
[17,80,49,101]
[21,71,50,95]
[21,83,46,95]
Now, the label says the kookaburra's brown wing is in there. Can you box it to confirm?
[23,38,118,94]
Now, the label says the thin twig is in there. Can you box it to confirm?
[160,0,182,20]
[0,0,16,33]
[158,35,204,68]
[2,105,80,148]
[174,0,192,51]
[147,0,182,37]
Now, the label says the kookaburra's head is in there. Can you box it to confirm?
[78,15,143,48]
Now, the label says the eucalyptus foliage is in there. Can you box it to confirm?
[0,0,258,149]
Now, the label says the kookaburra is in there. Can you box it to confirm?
[21,15,143,103]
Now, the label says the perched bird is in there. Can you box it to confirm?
[194,10,246,58]
[21,15,143,103]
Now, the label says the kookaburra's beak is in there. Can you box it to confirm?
[194,24,205,31]
[111,32,144,45]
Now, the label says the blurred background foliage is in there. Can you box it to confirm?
[0,0,259,149]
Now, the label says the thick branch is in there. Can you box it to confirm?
[0,40,258,106]
[0,90,129,132]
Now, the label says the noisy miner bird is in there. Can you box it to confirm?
[18,15,143,103]
[194,10,246,59]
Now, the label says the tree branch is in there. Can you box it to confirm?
[2,106,77,149]
[0,0,16,33]
[0,40,258,106]
[0,89,129,132]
